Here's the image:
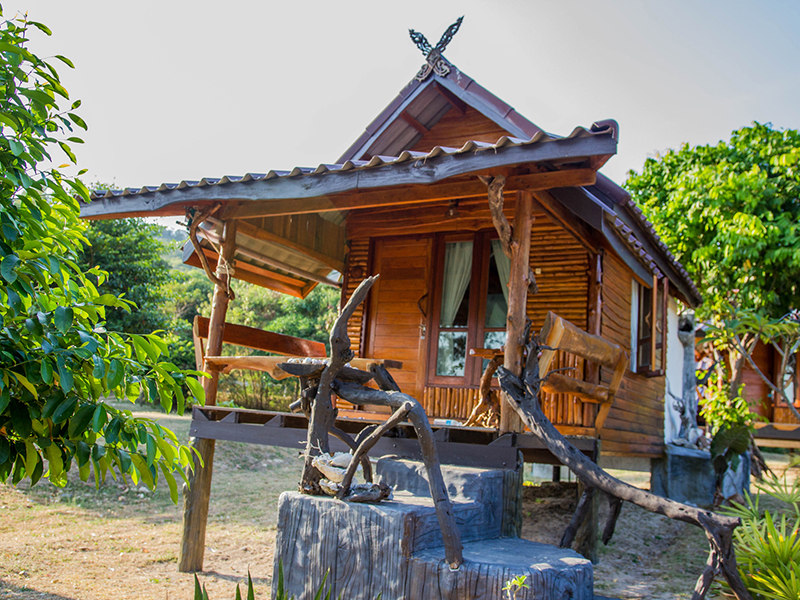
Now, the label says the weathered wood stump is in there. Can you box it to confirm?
[272,460,593,600]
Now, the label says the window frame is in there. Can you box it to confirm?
[426,229,504,388]
[631,275,668,377]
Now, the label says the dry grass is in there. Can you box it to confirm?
[0,403,795,599]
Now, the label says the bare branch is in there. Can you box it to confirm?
[336,401,412,499]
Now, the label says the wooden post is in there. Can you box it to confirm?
[500,190,533,433]
[179,219,238,573]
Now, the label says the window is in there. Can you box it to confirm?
[631,275,668,375]
[428,231,510,386]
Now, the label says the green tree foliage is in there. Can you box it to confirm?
[0,11,202,495]
[625,123,800,320]
[80,218,172,334]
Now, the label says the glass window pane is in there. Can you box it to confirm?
[437,331,468,376]
[482,331,507,374]
[440,241,473,328]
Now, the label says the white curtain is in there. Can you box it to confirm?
[491,240,511,304]
[440,242,473,327]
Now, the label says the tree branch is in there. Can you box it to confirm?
[498,330,753,600]
[300,275,379,493]
[480,174,513,258]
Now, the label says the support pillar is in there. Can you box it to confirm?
[179,219,238,573]
[500,190,533,433]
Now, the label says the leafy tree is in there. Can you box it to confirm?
[0,11,202,496]
[80,218,172,334]
[626,122,800,320]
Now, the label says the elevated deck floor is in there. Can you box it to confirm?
[190,405,599,469]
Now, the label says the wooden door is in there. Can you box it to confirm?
[365,235,432,399]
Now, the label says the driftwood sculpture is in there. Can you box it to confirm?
[278,275,464,569]
[497,324,754,600]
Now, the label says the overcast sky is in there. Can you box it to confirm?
[8,0,800,191]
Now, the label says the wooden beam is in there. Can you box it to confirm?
[532,189,600,253]
[215,217,345,273]
[433,81,467,114]
[180,219,237,573]
[399,110,429,134]
[500,190,534,433]
[194,316,326,358]
[229,169,597,221]
[186,247,308,298]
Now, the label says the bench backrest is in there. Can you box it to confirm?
[192,315,327,371]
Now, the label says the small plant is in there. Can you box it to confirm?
[722,458,800,599]
[503,574,530,600]
[193,562,352,600]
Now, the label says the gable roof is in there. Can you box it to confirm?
[338,64,544,163]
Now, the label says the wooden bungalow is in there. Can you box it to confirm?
[82,49,705,570]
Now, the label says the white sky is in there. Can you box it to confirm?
[8,0,800,190]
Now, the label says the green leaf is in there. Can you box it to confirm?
[29,21,53,35]
[116,449,131,474]
[52,395,77,424]
[56,355,74,394]
[68,404,95,438]
[0,388,10,414]
[40,360,53,385]
[67,113,87,130]
[145,435,157,466]
[54,306,73,334]
[91,404,107,432]
[10,403,32,438]
[0,437,9,465]
[107,359,124,389]
[7,139,24,156]
[159,463,179,504]
[12,372,38,398]
[6,289,21,315]
[91,355,105,379]
[1,254,20,283]
[55,54,74,68]
[76,441,91,468]
[45,444,64,484]
[186,377,206,405]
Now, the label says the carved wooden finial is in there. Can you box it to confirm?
[408,16,463,81]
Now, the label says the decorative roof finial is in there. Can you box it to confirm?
[408,16,463,82]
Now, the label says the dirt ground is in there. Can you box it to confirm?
[0,404,796,599]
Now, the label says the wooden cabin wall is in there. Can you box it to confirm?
[344,201,595,427]
[600,254,665,457]
[342,238,370,357]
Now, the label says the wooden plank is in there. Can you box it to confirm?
[195,316,326,358]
